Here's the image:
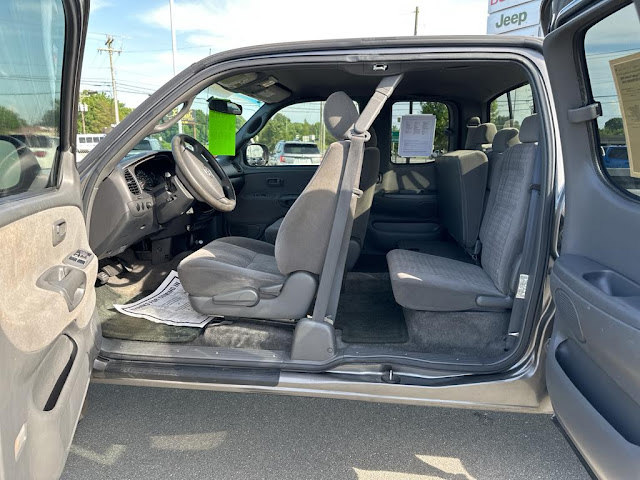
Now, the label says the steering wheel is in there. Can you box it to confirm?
[171,134,236,212]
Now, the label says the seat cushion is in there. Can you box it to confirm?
[178,237,285,298]
[386,249,502,311]
[264,217,283,244]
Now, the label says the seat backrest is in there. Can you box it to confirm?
[274,91,358,275]
[465,116,497,151]
[479,114,540,294]
[487,127,520,191]
[435,150,488,251]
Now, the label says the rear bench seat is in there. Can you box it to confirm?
[387,114,540,312]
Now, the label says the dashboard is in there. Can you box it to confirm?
[89,150,244,259]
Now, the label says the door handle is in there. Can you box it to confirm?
[36,265,87,312]
[266,177,283,187]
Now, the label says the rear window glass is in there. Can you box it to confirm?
[584,3,640,198]
[390,101,450,164]
[283,144,320,155]
[490,84,534,130]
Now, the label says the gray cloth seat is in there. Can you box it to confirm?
[178,237,284,298]
[387,114,541,312]
[465,117,497,151]
[178,91,365,320]
[263,129,380,270]
[487,128,520,191]
[435,150,488,254]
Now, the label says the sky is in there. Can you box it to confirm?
[81,0,490,109]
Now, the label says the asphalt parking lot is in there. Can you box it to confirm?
[63,383,589,480]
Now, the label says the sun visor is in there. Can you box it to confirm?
[207,97,242,156]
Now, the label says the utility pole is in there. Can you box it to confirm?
[414,6,419,36]
[169,0,183,133]
[98,36,122,124]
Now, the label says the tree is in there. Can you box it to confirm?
[0,106,25,134]
[489,100,511,131]
[420,102,450,152]
[40,102,60,129]
[603,117,624,135]
[77,91,133,133]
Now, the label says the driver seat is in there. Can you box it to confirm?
[178,91,361,320]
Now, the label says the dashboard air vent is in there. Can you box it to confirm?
[124,169,141,196]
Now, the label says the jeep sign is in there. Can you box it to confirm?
[487,0,541,35]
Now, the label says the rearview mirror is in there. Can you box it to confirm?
[245,143,268,167]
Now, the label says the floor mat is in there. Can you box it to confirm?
[334,272,408,344]
[97,284,201,343]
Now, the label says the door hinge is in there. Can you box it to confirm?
[568,102,602,124]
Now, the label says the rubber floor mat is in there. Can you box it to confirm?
[335,280,407,344]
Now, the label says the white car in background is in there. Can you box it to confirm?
[270,140,322,165]
[76,133,106,161]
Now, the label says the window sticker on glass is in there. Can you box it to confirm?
[610,52,640,179]
[398,114,437,158]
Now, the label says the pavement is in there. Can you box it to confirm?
[62,383,589,480]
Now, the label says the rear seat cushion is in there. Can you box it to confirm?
[387,249,502,311]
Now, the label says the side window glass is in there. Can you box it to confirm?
[249,101,342,167]
[584,4,640,198]
[390,101,450,164]
[490,84,534,131]
[0,0,65,199]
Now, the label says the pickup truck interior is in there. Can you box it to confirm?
[89,58,550,373]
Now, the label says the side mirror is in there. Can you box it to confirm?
[245,143,269,166]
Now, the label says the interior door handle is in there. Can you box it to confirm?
[266,177,283,187]
[36,265,87,312]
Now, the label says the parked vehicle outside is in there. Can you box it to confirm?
[602,145,629,168]
[270,141,322,165]
[11,134,58,169]
[76,133,106,161]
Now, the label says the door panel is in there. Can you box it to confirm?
[0,167,99,480]
[0,0,94,478]
[224,166,316,238]
[543,0,640,476]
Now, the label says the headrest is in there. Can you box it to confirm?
[492,128,520,153]
[465,122,497,149]
[323,91,359,140]
[519,114,540,143]
[365,128,377,148]
[467,117,481,127]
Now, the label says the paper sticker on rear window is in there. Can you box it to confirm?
[610,52,640,179]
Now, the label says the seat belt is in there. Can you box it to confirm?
[312,74,403,324]
[505,146,543,349]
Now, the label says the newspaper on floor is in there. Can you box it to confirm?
[114,270,218,328]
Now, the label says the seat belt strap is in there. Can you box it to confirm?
[505,146,543,349]
[311,133,367,324]
[312,74,403,324]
